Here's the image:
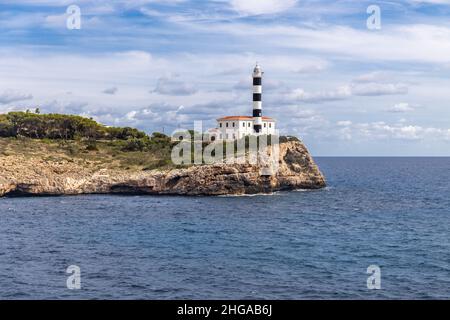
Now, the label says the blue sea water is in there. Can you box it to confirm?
[0,157,449,300]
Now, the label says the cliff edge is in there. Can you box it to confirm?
[0,140,325,197]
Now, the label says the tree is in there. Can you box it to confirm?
[0,111,150,141]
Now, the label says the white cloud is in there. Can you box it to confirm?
[286,86,350,103]
[334,120,450,141]
[284,81,408,104]
[139,7,166,18]
[294,59,329,74]
[387,102,415,113]
[337,120,352,126]
[152,74,197,96]
[44,13,67,29]
[351,82,408,96]
[230,0,298,15]
[0,90,33,104]
[103,87,118,95]
[409,0,450,4]
[354,72,389,83]
[202,23,450,64]
[43,99,89,114]
[125,110,138,121]
[375,124,422,140]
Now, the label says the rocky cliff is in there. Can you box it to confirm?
[0,140,325,197]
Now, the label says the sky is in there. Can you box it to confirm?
[0,0,450,156]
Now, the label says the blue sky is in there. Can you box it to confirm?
[1,0,450,155]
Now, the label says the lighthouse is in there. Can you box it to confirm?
[252,63,263,134]
[212,63,275,142]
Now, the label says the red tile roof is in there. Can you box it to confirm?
[217,116,275,121]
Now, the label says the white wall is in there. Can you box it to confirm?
[261,121,276,135]
[217,120,276,140]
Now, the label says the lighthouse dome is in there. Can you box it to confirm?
[253,64,263,77]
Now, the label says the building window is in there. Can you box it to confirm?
[248,122,250,127]
[220,123,222,128]
[269,123,272,128]
[264,123,266,128]
[232,122,235,127]
[226,122,229,127]
[242,122,245,127]
[233,134,235,139]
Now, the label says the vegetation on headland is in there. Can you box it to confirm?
[0,111,147,140]
[0,111,299,171]
[0,111,175,171]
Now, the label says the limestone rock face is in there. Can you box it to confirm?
[0,140,325,197]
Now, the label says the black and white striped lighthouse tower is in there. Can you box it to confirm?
[252,63,263,134]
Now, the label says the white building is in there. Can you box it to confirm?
[214,116,275,141]
[210,64,276,142]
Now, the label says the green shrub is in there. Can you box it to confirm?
[85,141,98,151]
[121,138,146,152]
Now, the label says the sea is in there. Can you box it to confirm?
[0,157,449,299]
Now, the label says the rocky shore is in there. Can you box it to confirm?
[0,140,325,197]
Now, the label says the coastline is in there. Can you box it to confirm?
[0,140,326,197]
